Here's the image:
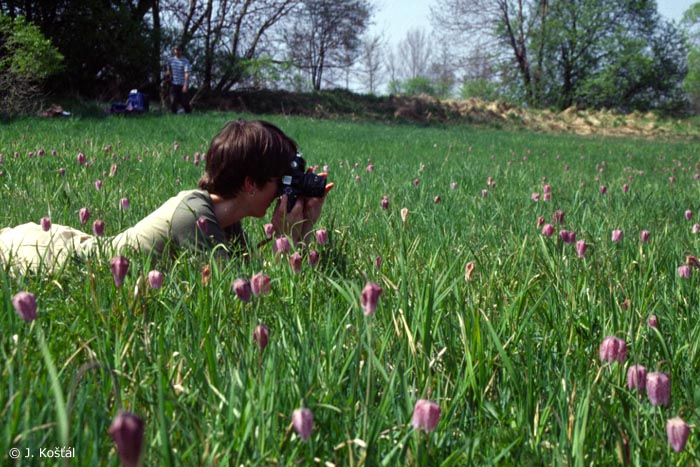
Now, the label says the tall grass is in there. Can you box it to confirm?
[1,112,699,465]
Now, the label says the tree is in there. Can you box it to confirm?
[431,0,549,105]
[160,0,298,93]
[398,28,431,80]
[682,2,700,110]
[428,42,456,98]
[358,33,384,94]
[432,0,688,111]
[282,0,373,90]
[0,14,63,115]
[541,0,686,111]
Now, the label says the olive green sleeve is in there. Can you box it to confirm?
[169,191,230,257]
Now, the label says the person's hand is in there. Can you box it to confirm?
[270,175,334,245]
[182,84,188,93]
[271,194,306,244]
[301,173,334,226]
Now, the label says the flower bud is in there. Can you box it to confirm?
[40,216,51,232]
[626,365,647,392]
[646,372,671,406]
[685,209,692,221]
[147,270,164,290]
[273,236,291,255]
[254,324,269,351]
[552,210,565,224]
[599,336,627,363]
[197,216,208,234]
[315,229,328,245]
[12,291,37,322]
[381,196,389,210]
[108,410,144,467]
[79,207,90,225]
[678,265,691,278]
[251,272,271,296]
[360,282,382,316]
[412,399,440,433]
[263,223,275,239]
[400,207,409,223]
[611,230,623,243]
[559,229,576,244]
[640,230,650,243]
[307,250,320,267]
[289,252,303,273]
[541,224,554,237]
[110,256,129,288]
[666,417,690,453]
[233,278,251,302]
[575,239,588,258]
[647,315,658,328]
[92,219,105,237]
[465,261,475,281]
[292,408,313,441]
[120,197,130,210]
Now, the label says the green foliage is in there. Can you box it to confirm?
[576,21,688,113]
[541,0,688,112]
[387,79,404,95]
[0,14,63,78]
[464,0,690,112]
[459,78,501,101]
[684,48,700,108]
[402,75,436,97]
[682,2,700,110]
[0,14,63,115]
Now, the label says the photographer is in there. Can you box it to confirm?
[0,119,333,272]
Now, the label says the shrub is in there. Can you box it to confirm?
[0,14,63,116]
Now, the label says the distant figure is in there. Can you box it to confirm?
[166,46,192,114]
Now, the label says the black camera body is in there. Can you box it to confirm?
[279,153,327,211]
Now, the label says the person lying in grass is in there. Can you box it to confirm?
[0,119,333,273]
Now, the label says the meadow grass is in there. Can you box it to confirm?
[1,112,700,466]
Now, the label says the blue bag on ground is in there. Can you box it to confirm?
[110,89,149,115]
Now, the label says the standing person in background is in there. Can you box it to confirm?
[166,46,192,114]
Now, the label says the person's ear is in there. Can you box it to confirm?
[243,176,257,195]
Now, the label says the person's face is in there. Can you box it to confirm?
[249,178,280,218]
[173,47,181,57]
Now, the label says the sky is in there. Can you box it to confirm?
[371,0,698,47]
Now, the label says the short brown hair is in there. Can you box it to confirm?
[198,119,298,198]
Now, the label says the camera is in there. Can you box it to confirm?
[279,153,327,211]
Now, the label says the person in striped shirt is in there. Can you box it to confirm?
[166,46,192,113]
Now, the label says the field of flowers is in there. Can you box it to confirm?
[1,112,699,466]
